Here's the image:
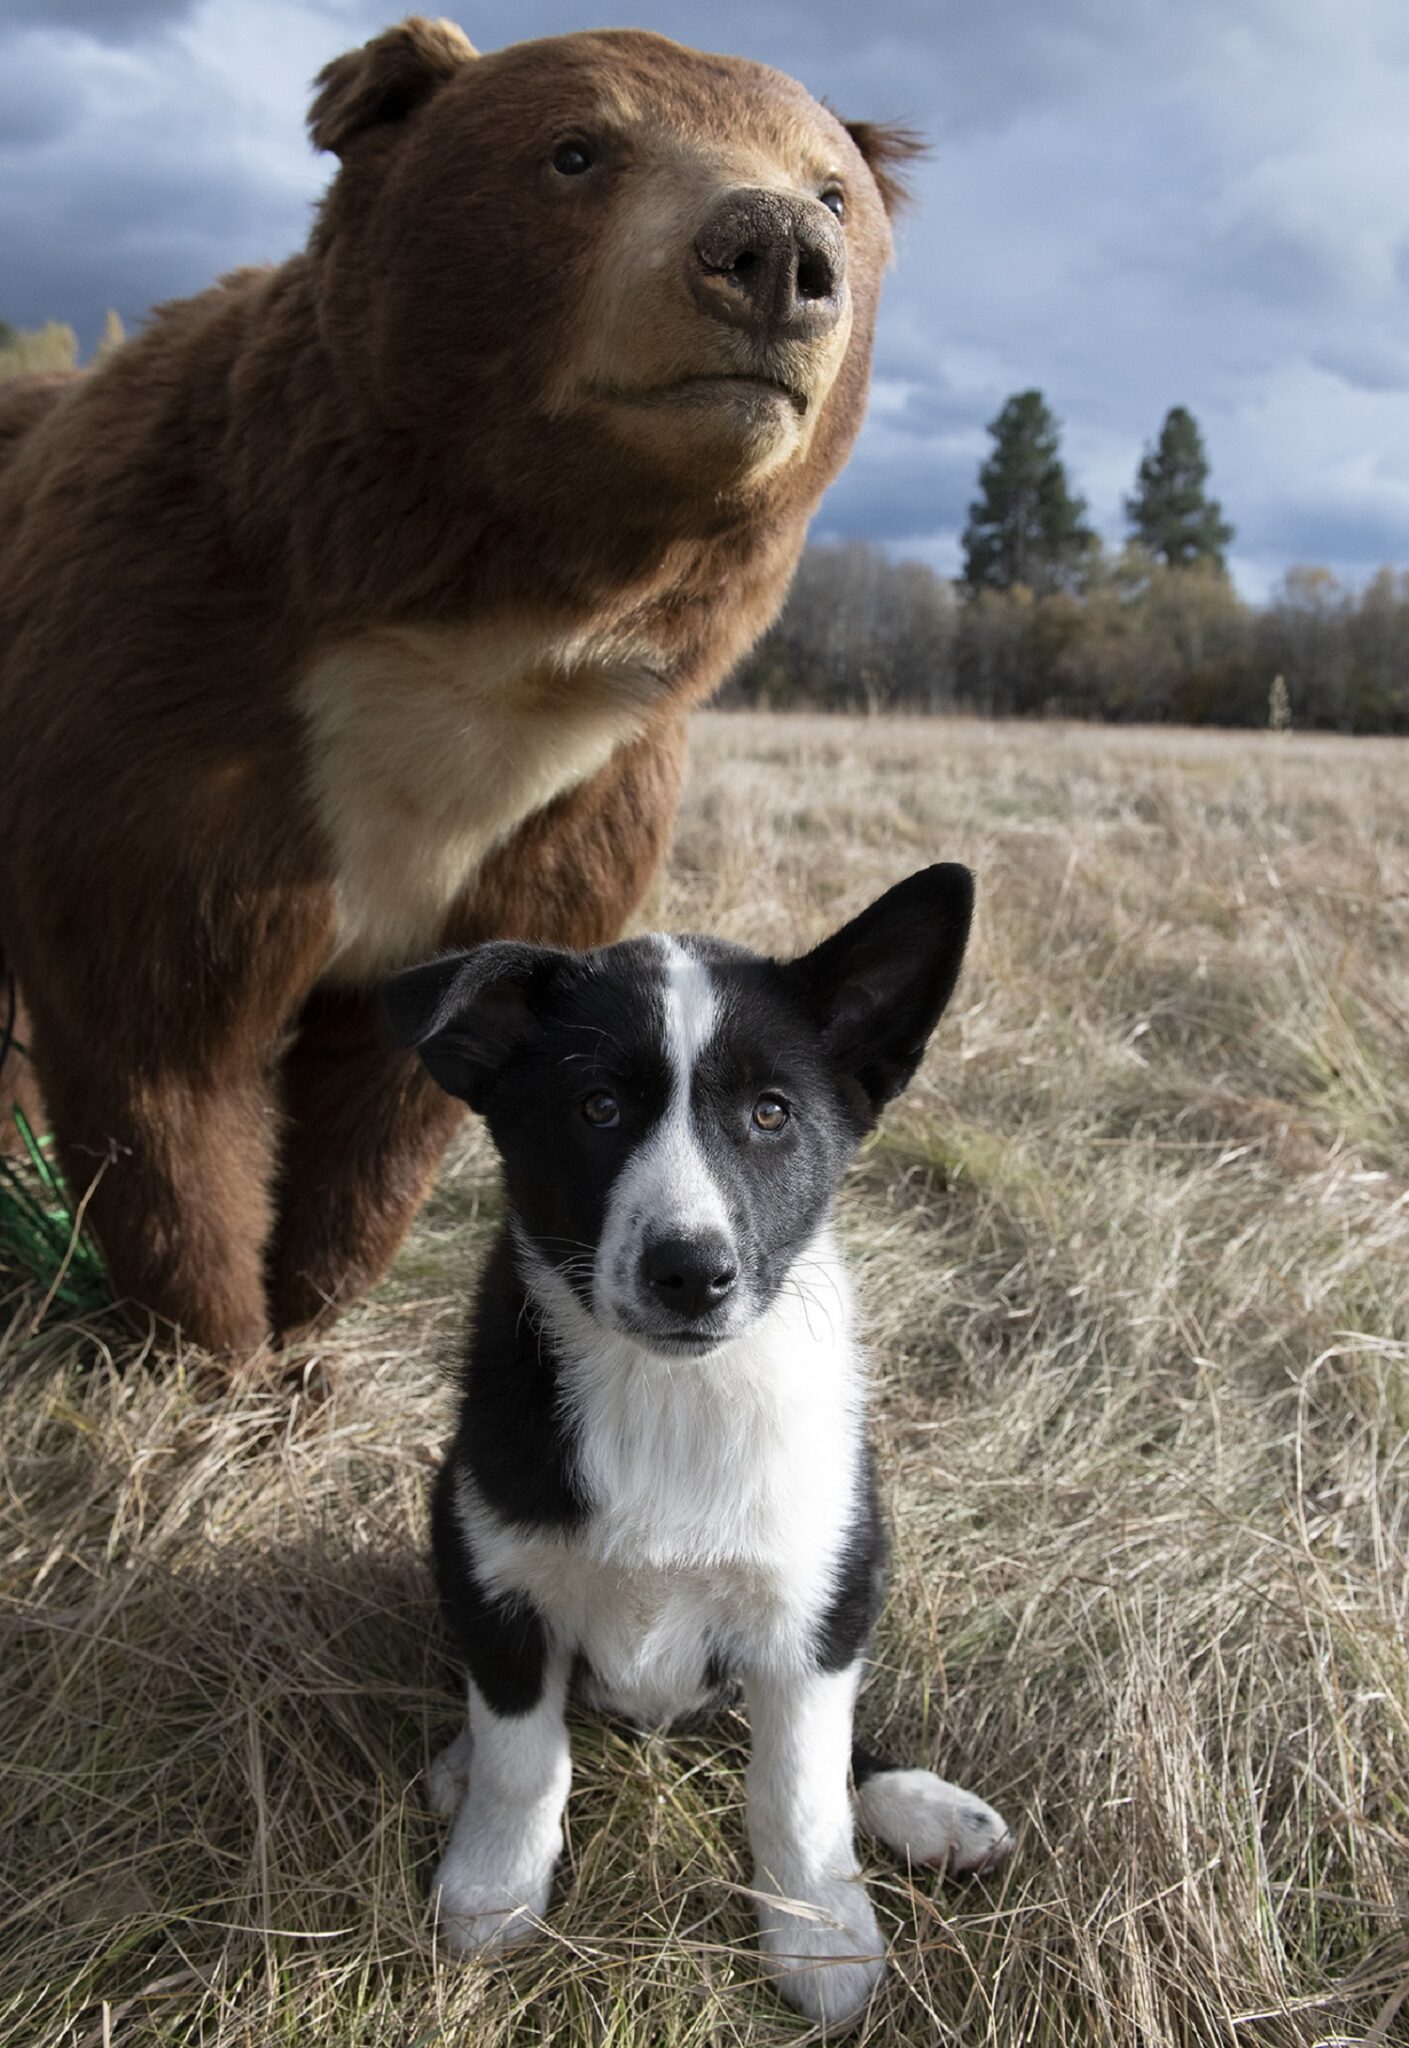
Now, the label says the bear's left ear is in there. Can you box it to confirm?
[844,121,928,217]
[309,16,477,158]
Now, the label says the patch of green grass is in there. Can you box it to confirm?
[0,1107,113,1323]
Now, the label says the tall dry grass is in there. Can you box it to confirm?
[2,713,1406,2047]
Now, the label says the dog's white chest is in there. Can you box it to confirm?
[299,619,657,980]
[481,1541,770,1721]
[460,1245,867,1719]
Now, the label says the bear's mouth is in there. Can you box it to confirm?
[605,373,808,417]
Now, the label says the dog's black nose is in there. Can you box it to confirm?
[641,1234,738,1320]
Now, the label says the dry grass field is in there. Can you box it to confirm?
[3,712,1407,2048]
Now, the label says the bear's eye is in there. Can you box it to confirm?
[752,1093,789,1133]
[819,185,846,222]
[582,1089,620,1128]
[552,140,594,177]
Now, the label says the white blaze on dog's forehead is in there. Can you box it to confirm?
[658,934,718,1091]
[591,935,734,1329]
[638,934,731,1235]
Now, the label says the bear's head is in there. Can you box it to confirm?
[308,17,920,535]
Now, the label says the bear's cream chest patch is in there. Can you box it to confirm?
[299,620,658,980]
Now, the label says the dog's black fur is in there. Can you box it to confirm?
[383,866,1012,2025]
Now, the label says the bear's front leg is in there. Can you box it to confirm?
[32,1034,279,1355]
[432,1653,573,1957]
[0,968,46,1158]
[745,1663,886,2029]
[12,865,332,1356]
[265,986,465,1338]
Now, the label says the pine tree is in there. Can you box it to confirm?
[962,389,1095,595]
[1126,406,1234,571]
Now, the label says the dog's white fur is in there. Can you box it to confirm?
[460,1222,863,1700]
[427,933,1012,2024]
[433,1650,573,1955]
[436,1246,892,2016]
[594,937,751,1335]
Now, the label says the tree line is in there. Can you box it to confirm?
[729,543,1409,731]
[729,392,1407,732]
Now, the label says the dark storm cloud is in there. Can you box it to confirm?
[0,13,317,336]
[0,154,311,334]
[817,436,979,547]
[0,0,196,39]
[1199,217,1351,316]
[0,0,1405,589]
[1250,494,1409,576]
[892,379,983,441]
[0,31,75,145]
[1314,342,1409,397]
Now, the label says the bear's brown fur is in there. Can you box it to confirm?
[0,18,917,1352]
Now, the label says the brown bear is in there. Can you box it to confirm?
[0,18,917,1354]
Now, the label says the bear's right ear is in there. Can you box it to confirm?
[308,16,477,159]
[844,121,928,217]
[381,942,565,1113]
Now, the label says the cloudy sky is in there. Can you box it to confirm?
[1,0,1405,598]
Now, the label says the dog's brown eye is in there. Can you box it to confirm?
[752,1093,789,1132]
[582,1089,620,1128]
[553,141,593,177]
[820,186,845,222]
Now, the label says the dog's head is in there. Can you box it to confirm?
[384,865,973,1357]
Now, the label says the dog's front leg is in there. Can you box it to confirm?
[745,1662,886,2027]
[432,1651,572,1958]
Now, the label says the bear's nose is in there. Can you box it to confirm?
[641,1234,739,1321]
[689,188,847,342]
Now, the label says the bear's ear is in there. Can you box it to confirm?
[309,16,477,158]
[843,121,928,216]
[783,864,974,1122]
[381,941,565,1113]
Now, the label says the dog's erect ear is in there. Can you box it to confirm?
[843,121,927,217]
[309,16,477,158]
[381,942,563,1112]
[786,865,974,1120]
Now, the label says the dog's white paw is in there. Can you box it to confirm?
[425,1720,475,1818]
[855,1767,1013,1874]
[425,1726,474,1819]
[754,1872,886,2028]
[432,1843,556,1958]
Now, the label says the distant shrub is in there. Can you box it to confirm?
[0,319,80,383]
[91,308,126,367]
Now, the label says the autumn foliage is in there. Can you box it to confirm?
[731,542,1409,732]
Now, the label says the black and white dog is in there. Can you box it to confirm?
[383,865,1012,2027]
